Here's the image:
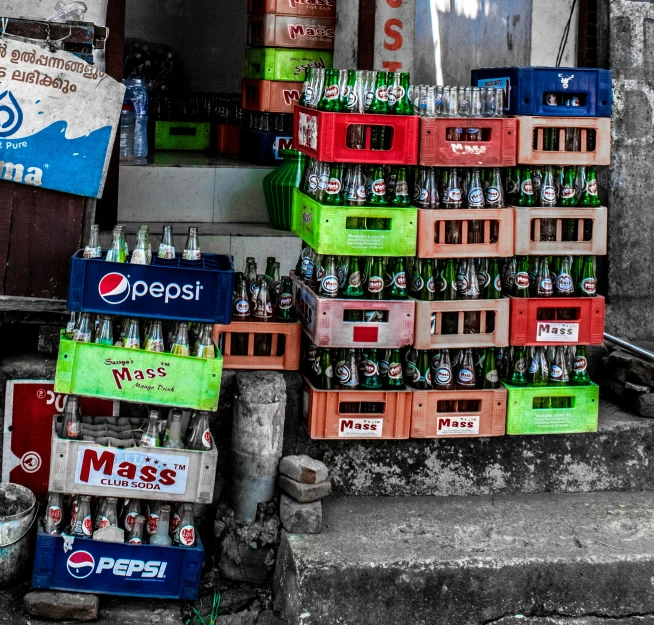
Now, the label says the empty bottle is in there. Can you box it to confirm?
[171,322,190,356]
[44,492,64,535]
[60,395,82,440]
[72,495,93,538]
[149,504,173,546]
[570,345,591,385]
[121,499,142,533]
[124,318,141,349]
[360,348,382,390]
[104,231,123,262]
[173,503,197,547]
[163,410,184,449]
[146,501,161,536]
[73,313,93,342]
[183,227,201,261]
[95,497,118,531]
[186,410,212,450]
[140,410,161,447]
[144,320,165,352]
[158,225,176,259]
[83,224,102,259]
[127,514,146,544]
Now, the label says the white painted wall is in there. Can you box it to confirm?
[530,0,578,66]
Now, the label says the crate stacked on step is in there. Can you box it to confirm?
[35,228,235,599]
[292,67,421,440]
[241,0,335,165]
[471,66,612,435]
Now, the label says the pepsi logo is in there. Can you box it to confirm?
[67,551,95,579]
[98,273,130,305]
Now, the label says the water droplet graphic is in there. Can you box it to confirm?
[0,91,23,138]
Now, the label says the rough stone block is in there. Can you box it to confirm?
[603,379,625,402]
[627,358,654,387]
[639,394,654,418]
[280,495,321,534]
[24,591,99,621]
[219,533,274,584]
[279,455,328,484]
[256,609,285,625]
[216,611,258,625]
[278,475,331,503]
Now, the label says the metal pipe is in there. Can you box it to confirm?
[604,333,654,362]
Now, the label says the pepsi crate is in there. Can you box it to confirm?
[472,66,612,117]
[240,127,293,165]
[32,528,204,599]
[67,250,235,323]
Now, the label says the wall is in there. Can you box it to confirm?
[125,0,246,93]
[530,0,578,66]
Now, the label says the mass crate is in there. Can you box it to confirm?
[418,117,517,168]
[48,421,218,503]
[516,116,611,166]
[292,188,417,257]
[410,388,507,438]
[302,377,412,440]
[297,283,415,348]
[504,381,599,435]
[294,105,420,164]
[32,528,204,599]
[239,127,294,165]
[471,66,612,118]
[67,250,235,324]
[248,0,337,18]
[513,206,608,256]
[213,321,302,370]
[509,296,605,346]
[154,121,211,151]
[416,208,515,258]
[55,335,223,411]
[244,47,333,82]
[242,78,303,113]
[412,298,510,350]
[247,15,335,49]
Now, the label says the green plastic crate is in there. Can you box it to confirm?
[154,121,211,150]
[503,382,599,435]
[244,48,333,82]
[292,188,417,256]
[55,335,223,411]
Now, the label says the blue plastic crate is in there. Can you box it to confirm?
[471,66,612,118]
[32,528,204,599]
[240,127,293,165]
[67,250,235,323]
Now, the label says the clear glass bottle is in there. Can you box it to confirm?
[140,410,160,447]
[182,227,201,261]
[149,504,173,546]
[163,411,184,449]
[158,225,176,259]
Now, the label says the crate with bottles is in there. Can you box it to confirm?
[240,111,294,166]
[34,492,204,598]
[70,224,235,324]
[215,256,302,370]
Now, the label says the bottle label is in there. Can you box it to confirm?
[477,271,490,289]
[82,515,93,536]
[532,177,541,192]
[393,272,406,289]
[521,180,533,195]
[539,277,553,293]
[412,275,424,292]
[395,180,409,196]
[448,188,462,202]
[140,433,158,447]
[179,524,196,546]
[556,273,574,293]
[83,247,102,259]
[423,368,432,385]
[308,174,318,192]
[455,274,468,292]
[202,429,212,449]
[278,293,293,310]
[468,188,484,206]
[388,363,402,379]
[458,368,474,384]
[365,91,374,107]
[325,84,339,100]
[131,249,147,265]
[364,360,379,377]
[324,365,333,380]
[436,367,452,385]
[545,93,558,105]
[48,506,62,526]
[494,274,502,292]
[561,186,575,199]
[171,513,180,533]
[375,85,388,102]
[158,244,175,259]
[505,271,515,288]
[541,185,557,203]
[235,299,250,315]
[581,277,597,295]
[124,337,140,349]
[515,358,527,373]
[574,356,588,372]
[426,276,436,293]
[96,516,110,530]
[348,271,362,288]
[197,344,216,359]
[418,187,429,202]
[467,128,480,135]
[486,186,501,203]
[486,370,499,383]
[337,363,352,384]
[183,250,201,261]
[327,178,342,194]
[320,275,339,294]
[367,277,384,293]
[347,91,358,110]
[145,338,165,352]
[372,179,386,196]
[406,362,420,382]
[529,358,538,374]
[147,514,159,534]
[436,275,446,292]
[74,330,91,343]
[507,179,518,194]
[67,422,81,437]
[550,364,564,379]
[308,344,317,360]
[315,265,325,281]
[129,536,143,545]
[318,174,329,191]
[515,272,530,289]
[587,179,598,196]
[356,185,367,200]
[313,359,321,376]
[364,310,383,322]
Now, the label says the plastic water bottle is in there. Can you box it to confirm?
[119,104,136,162]
[124,78,149,160]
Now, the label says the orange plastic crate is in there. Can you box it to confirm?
[416,208,515,258]
[412,298,510,350]
[248,0,336,17]
[513,206,607,256]
[303,377,412,440]
[517,116,611,166]
[213,321,302,370]
[242,78,303,113]
[410,388,507,438]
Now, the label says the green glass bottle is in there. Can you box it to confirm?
[262,149,307,231]
[570,345,591,385]
[391,166,411,206]
[513,256,530,297]
[560,166,577,207]
[366,257,385,300]
[577,166,601,207]
[485,258,502,299]
[529,346,549,386]
[318,69,342,112]
[394,72,413,115]
[386,348,405,388]
[481,348,500,389]
[549,345,569,387]
[341,69,357,111]
[419,258,437,301]
[324,163,344,206]
[578,256,597,297]
[368,71,389,114]
[274,277,296,322]
[412,350,432,389]
[517,165,535,207]
[367,164,388,206]
[509,346,528,386]
[361,348,383,390]
[342,256,365,298]
[439,258,458,301]
[388,257,408,299]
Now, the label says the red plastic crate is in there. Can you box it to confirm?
[410,388,507,438]
[509,295,605,346]
[302,377,412,440]
[242,78,303,113]
[294,105,420,165]
[419,117,517,167]
[248,0,336,18]
[213,321,302,370]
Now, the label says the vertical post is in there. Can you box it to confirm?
[373,0,416,75]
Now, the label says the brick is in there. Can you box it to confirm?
[24,591,99,621]
[278,475,331,503]
[280,494,322,534]
[279,455,328,484]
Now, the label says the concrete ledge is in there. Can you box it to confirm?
[275,491,654,625]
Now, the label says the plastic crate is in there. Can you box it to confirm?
[509,295,605,346]
[242,78,303,113]
[244,47,333,81]
[297,282,415,348]
[32,527,204,599]
[292,188,417,257]
[416,208,515,258]
[55,335,223,411]
[67,250,235,324]
[302,377,411,440]
[516,116,611,166]
[216,124,241,155]
[294,105,420,165]
[412,298,510,350]
[154,121,211,151]
[504,382,599,435]
[248,0,336,17]
[48,421,218,503]
[472,66,612,118]
[513,206,608,256]
[418,117,517,167]
[247,15,335,49]
[239,128,293,165]
[213,321,302,370]
[410,388,507,438]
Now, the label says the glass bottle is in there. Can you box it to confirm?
[60,395,82,440]
[124,318,141,349]
[186,410,212,451]
[83,224,102,259]
[140,410,160,447]
[182,227,201,261]
[172,322,191,355]
[163,411,184,449]
[173,503,197,548]
[149,504,173,546]
[158,225,176,259]
[127,514,146,544]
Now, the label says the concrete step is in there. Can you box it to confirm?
[274,491,654,625]
[281,375,654,497]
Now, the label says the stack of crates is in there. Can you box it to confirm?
[471,66,611,435]
[242,0,336,165]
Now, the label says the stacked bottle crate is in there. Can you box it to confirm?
[242,0,335,164]
[472,66,611,435]
[33,227,234,599]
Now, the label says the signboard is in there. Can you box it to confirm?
[536,321,580,343]
[0,39,124,198]
[338,417,383,437]
[2,381,116,501]
[373,0,416,74]
[1,1,108,26]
